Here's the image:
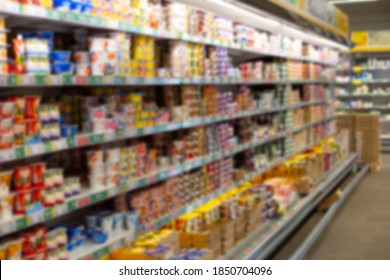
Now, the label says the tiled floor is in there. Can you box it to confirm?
[273,154,390,260]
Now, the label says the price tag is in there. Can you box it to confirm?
[148,175,157,185]
[67,200,77,211]
[137,178,148,187]
[54,139,67,150]
[128,181,137,190]
[23,4,38,16]
[3,1,20,12]
[105,132,116,141]
[78,197,90,208]
[0,221,16,236]
[75,76,87,85]
[104,76,114,85]
[0,76,7,86]
[111,241,122,252]
[77,136,89,146]
[144,127,154,134]
[167,123,179,131]
[126,77,137,84]
[49,75,62,85]
[159,30,168,37]
[16,217,28,230]
[107,20,118,28]
[30,143,43,155]
[55,204,66,216]
[145,224,154,232]
[21,75,34,86]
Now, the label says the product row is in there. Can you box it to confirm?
[0,113,288,219]
[0,85,330,151]
[3,28,336,79]
[0,134,346,260]
[1,1,339,64]
[336,85,390,96]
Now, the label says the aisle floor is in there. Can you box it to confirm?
[273,154,390,260]
[305,154,390,260]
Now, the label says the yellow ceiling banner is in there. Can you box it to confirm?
[352,31,369,47]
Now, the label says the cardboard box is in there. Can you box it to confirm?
[234,214,247,242]
[317,189,343,212]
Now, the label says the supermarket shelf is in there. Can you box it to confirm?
[337,106,390,111]
[221,153,358,260]
[351,46,390,53]
[0,117,334,238]
[381,136,390,152]
[0,75,334,88]
[289,164,370,260]
[0,1,336,67]
[69,134,335,260]
[338,93,390,98]
[0,99,327,164]
[337,107,390,111]
[353,80,390,85]
[334,80,390,86]
[334,81,351,86]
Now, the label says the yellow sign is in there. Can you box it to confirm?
[336,9,350,35]
[352,31,369,47]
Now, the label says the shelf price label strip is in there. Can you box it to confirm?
[0,75,334,87]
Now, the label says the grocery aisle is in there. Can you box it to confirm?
[302,154,390,260]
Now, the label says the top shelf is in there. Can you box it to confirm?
[0,1,337,67]
[351,46,390,54]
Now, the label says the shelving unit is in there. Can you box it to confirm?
[335,48,390,151]
[0,0,351,261]
[221,153,359,260]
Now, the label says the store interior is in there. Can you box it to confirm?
[0,0,389,260]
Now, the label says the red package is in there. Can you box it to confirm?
[30,162,46,188]
[25,119,41,137]
[25,96,41,120]
[7,97,26,121]
[32,189,43,204]
[14,166,31,190]
[14,193,29,215]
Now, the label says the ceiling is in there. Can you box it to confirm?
[332,0,390,31]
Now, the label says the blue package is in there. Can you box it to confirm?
[93,230,108,244]
[61,124,78,137]
[81,4,93,14]
[54,0,71,10]
[52,63,74,75]
[51,51,71,63]
[70,1,83,13]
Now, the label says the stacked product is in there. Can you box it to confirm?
[0,96,66,149]
[0,16,7,75]
[131,36,155,77]
[12,33,51,75]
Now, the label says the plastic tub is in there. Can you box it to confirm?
[53,0,71,11]
[60,124,77,137]
[70,1,83,13]
[81,4,93,14]
[93,230,108,244]
[52,63,74,75]
[50,51,71,63]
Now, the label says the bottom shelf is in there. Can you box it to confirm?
[221,153,358,260]
[69,136,334,260]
